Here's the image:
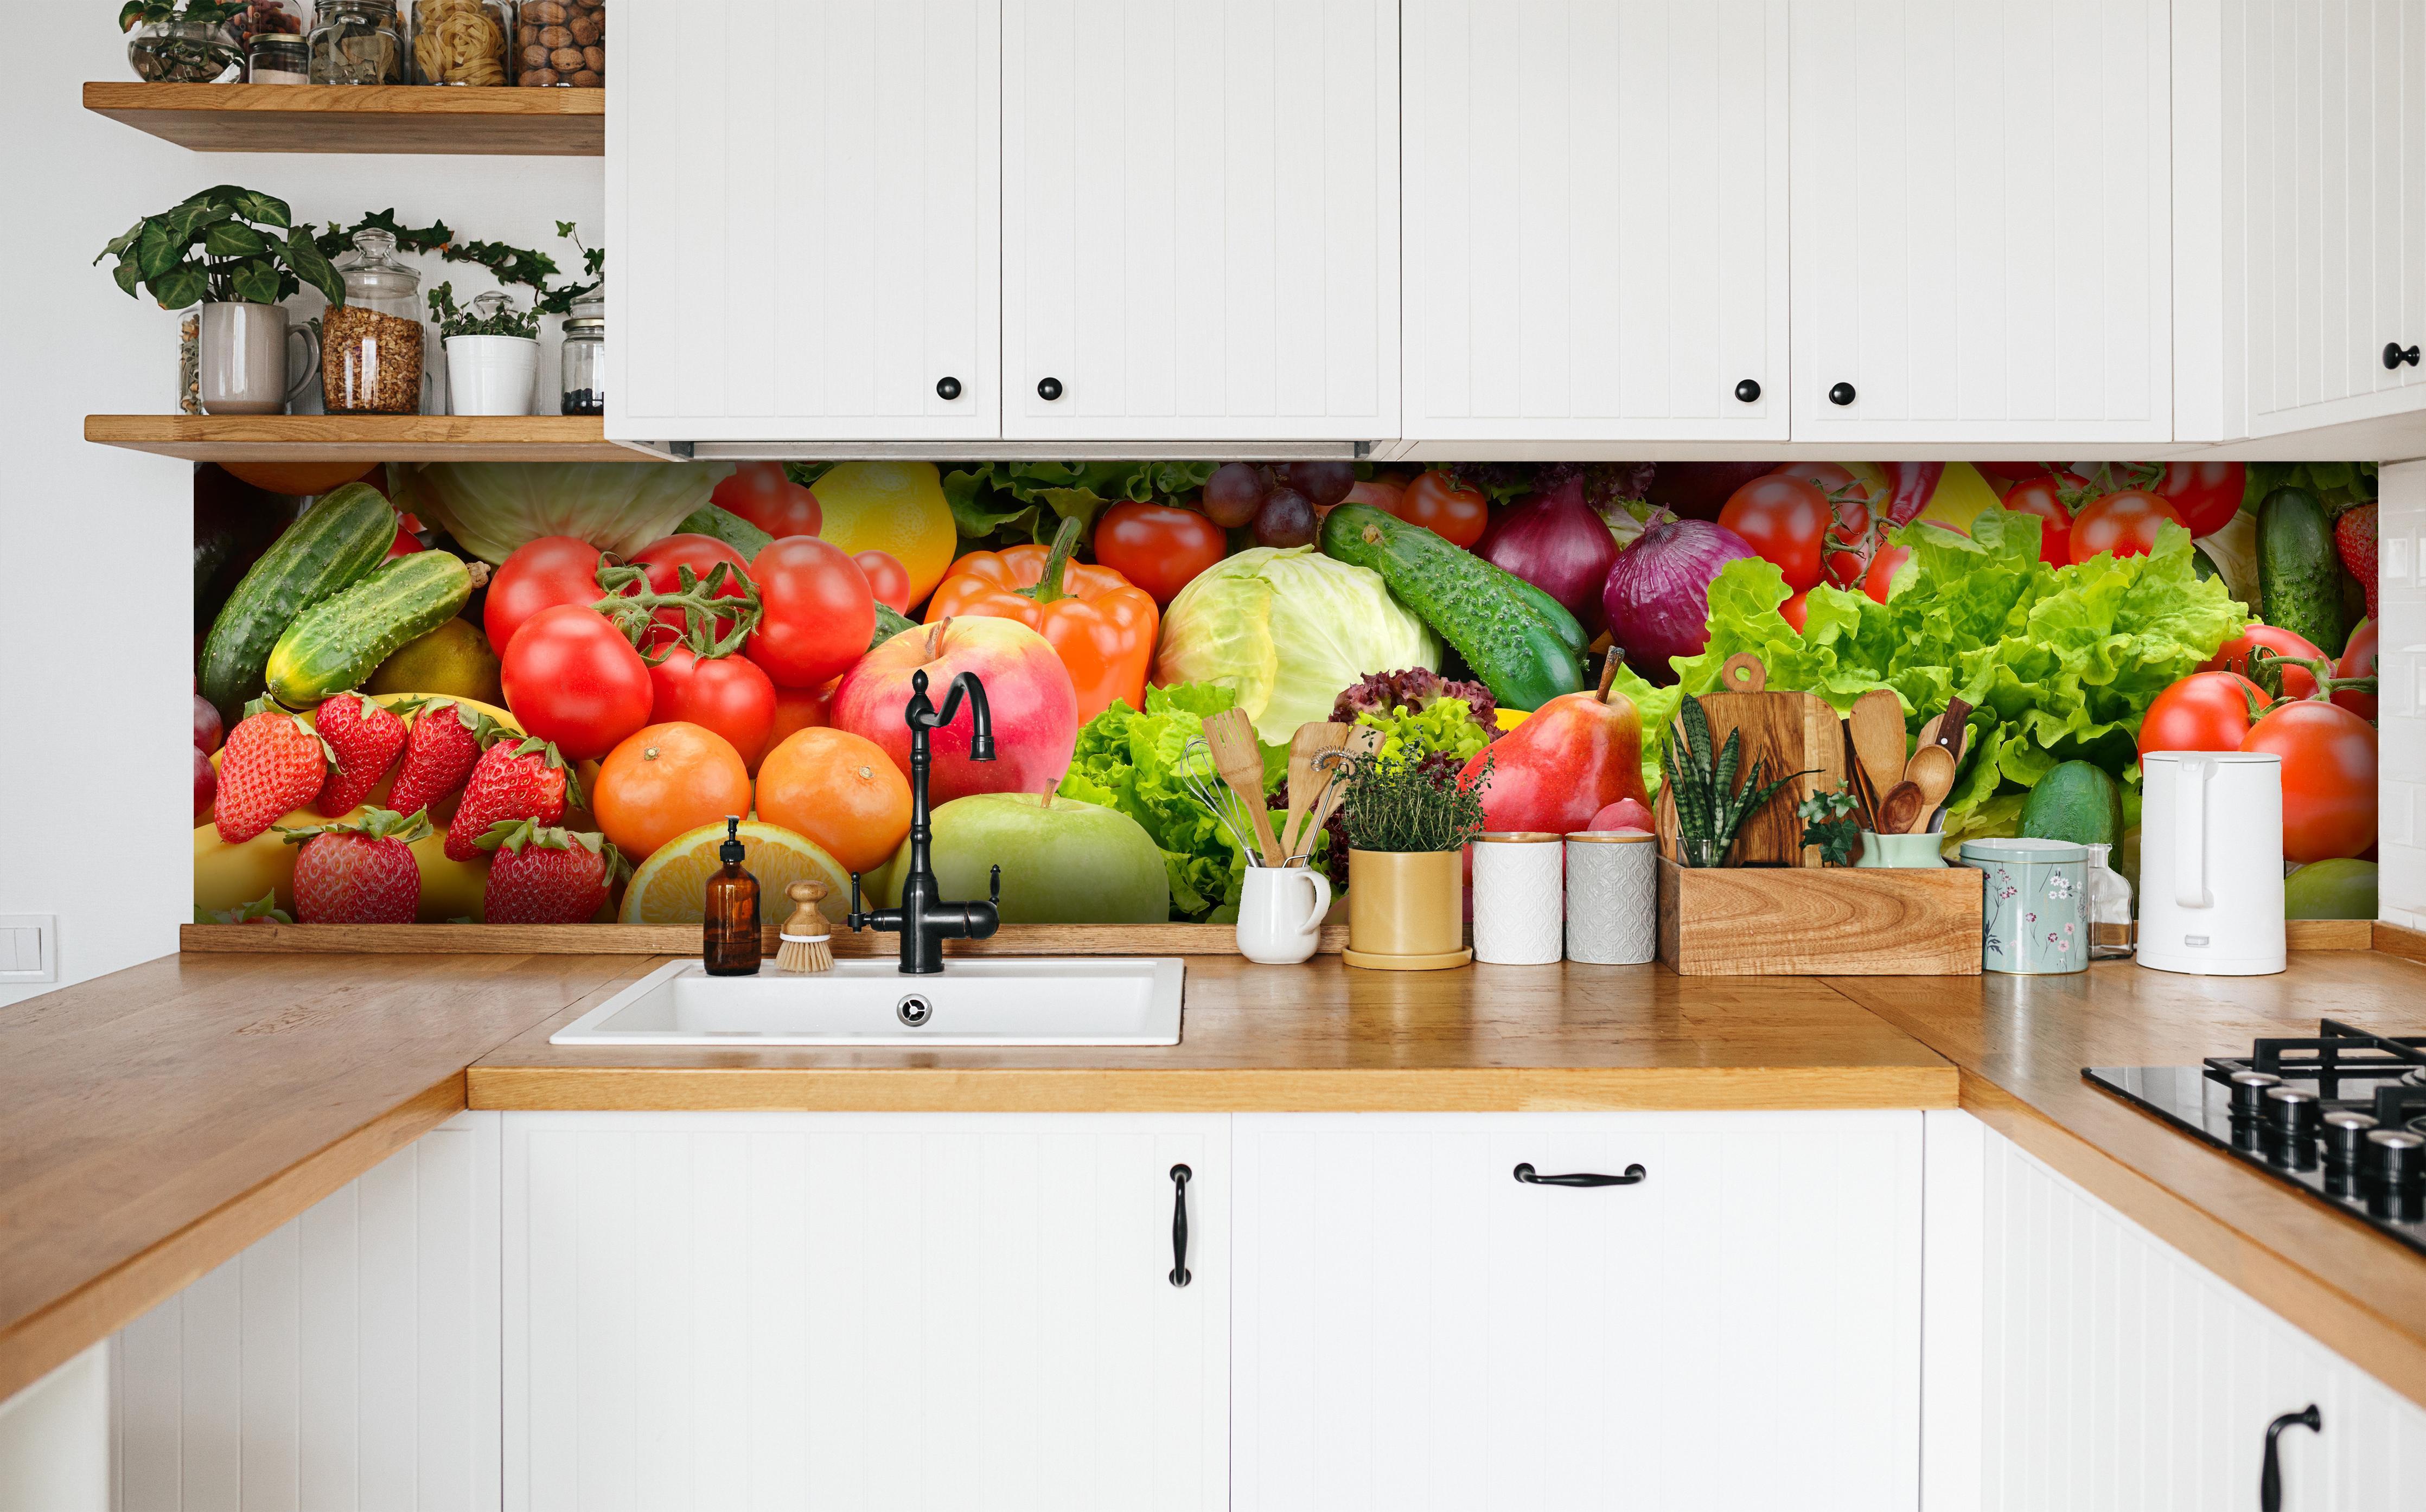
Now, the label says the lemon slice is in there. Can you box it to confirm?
[618,819,851,925]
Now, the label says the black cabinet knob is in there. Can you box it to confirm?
[935,376,962,400]
[1037,376,1063,401]
[2385,342,2421,369]
[1734,379,1761,403]
[1828,381,1857,406]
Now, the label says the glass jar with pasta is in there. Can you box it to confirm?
[514,0,600,87]
[413,0,512,85]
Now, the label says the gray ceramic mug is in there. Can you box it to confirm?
[198,301,316,415]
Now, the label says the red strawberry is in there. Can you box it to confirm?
[445,736,580,862]
[2335,502,2379,619]
[388,699,503,817]
[280,808,431,924]
[215,701,333,844]
[311,693,408,816]
[477,821,623,924]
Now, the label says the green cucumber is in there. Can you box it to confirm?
[1319,503,1586,710]
[676,503,774,561]
[2256,485,2348,653]
[2018,760,2124,850]
[199,482,396,720]
[265,551,476,708]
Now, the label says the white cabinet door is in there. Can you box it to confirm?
[1787,0,2172,445]
[607,0,1000,444]
[1231,1112,1923,1512]
[1401,0,1787,443]
[1000,0,1398,441]
[503,1113,1227,1512]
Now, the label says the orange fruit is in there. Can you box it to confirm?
[749,680,833,774]
[754,727,913,875]
[594,722,752,863]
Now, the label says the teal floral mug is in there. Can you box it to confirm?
[1958,837,2089,975]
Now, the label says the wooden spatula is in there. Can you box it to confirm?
[1914,714,1943,754]
[1848,689,1907,799]
[1202,707,1283,866]
[1901,744,1956,832]
[1298,725,1380,861]
[1281,722,1349,858]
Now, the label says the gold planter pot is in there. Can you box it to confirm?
[1344,848,1471,970]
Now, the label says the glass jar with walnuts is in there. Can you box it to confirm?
[515,0,600,87]
[412,0,512,84]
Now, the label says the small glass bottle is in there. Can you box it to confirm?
[248,31,311,82]
[322,227,425,415]
[559,316,603,414]
[703,816,761,976]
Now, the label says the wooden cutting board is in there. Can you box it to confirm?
[1655,654,1848,867]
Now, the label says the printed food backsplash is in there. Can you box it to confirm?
[191,457,2384,928]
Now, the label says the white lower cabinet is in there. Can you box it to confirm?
[1229,1112,1926,1511]
[500,1113,1227,1512]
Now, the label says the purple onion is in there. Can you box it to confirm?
[1601,516,1758,685]
[1473,475,1622,636]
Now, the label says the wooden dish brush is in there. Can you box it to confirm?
[776,880,834,973]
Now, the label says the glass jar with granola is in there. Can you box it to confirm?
[322,228,424,415]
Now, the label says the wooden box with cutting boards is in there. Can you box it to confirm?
[1651,654,1983,976]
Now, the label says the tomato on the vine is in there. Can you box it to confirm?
[499,604,655,760]
[2069,489,2184,564]
[1998,475,2079,567]
[2137,671,2271,763]
[1719,473,1853,593]
[1779,588,1810,632]
[1391,470,1490,548]
[631,533,753,642]
[711,461,822,539]
[2335,618,2378,720]
[1091,501,1227,605]
[853,550,913,613]
[2242,698,2378,862]
[647,645,777,766]
[485,535,620,656]
[2151,460,2247,537]
[2201,625,2326,700]
[1767,462,1876,586]
[746,537,875,689]
[1862,543,1912,604]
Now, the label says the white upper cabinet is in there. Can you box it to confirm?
[999,0,1399,442]
[607,0,1001,444]
[1787,0,2173,444]
[1401,0,1789,443]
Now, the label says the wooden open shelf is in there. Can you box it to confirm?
[87,414,650,462]
[84,82,602,155]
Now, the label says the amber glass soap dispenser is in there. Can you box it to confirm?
[703,816,761,976]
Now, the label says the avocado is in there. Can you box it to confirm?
[2018,761,2125,850]
[2284,858,2377,920]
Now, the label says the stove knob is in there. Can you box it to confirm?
[2366,1129,2424,1189]
[2229,1070,2283,1119]
[2263,1085,2321,1140]
[2323,1110,2379,1172]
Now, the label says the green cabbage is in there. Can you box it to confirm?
[1153,546,1439,746]
[1057,682,1254,921]
[390,462,733,565]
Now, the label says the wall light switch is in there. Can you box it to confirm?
[0,915,56,983]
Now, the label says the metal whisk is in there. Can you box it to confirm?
[1178,736,1268,866]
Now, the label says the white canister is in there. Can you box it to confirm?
[1470,832,1565,965]
[1564,831,1657,965]
[444,334,540,416]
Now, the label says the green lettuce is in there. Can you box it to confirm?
[938,460,1223,547]
[1056,682,1256,922]
[1351,696,1493,769]
[1611,509,2247,825]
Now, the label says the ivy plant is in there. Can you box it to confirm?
[95,185,344,311]
[119,0,244,28]
[427,283,540,339]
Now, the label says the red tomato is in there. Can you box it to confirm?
[711,461,822,539]
[484,535,620,655]
[1976,462,2063,486]
[647,645,777,765]
[1720,473,1842,593]
[1392,471,1490,548]
[500,605,655,760]
[2336,618,2378,720]
[2069,489,2185,565]
[1999,475,2077,568]
[2152,460,2247,538]
[2137,671,2271,764]
[1862,544,1912,604]
[854,550,913,613]
[2242,699,2378,862]
[746,537,876,689]
[631,533,753,643]
[1767,463,1876,586]
[2201,625,2326,700]
[1091,502,1227,605]
[1779,588,1810,632]
[385,520,424,559]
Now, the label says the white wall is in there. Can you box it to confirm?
[0,37,600,1005]
[2381,459,2426,930]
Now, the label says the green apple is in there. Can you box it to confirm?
[867,792,1170,923]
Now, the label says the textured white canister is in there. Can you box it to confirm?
[1565,831,1658,965]
[1470,832,1565,965]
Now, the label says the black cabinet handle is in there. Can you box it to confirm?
[1828,381,1857,406]
[1513,1162,1646,1187]
[935,375,962,400]
[2386,342,2420,370]
[2259,1405,2320,1512]
[1037,376,1064,401]
[1168,1164,1192,1287]
[1735,379,1761,403]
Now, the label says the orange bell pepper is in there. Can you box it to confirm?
[922,516,1159,722]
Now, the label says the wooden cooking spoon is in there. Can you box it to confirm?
[1876,780,1925,837]
[1282,722,1349,858]
[1901,744,1957,832]
[1848,689,1907,798]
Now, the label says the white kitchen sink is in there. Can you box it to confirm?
[548,957,1184,1047]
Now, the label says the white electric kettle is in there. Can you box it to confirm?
[2136,751,2285,976]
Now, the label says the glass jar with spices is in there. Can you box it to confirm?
[413,0,512,84]
[559,316,603,415]
[309,0,406,84]
[514,0,600,86]
[322,228,424,415]
[247,31,310,82]
[228,0,307,55]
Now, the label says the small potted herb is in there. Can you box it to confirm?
[430,284,541,416]
[122,0,245,80]
[1339,751,1490,970]
[96,185,343,415]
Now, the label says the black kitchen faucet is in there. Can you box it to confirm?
[846,669,1000,974]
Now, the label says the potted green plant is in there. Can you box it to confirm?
[97,186,343,415]
[1664,694,1803,867]
[1339,751,1489,970]
[121,0,245,80]
[430,284,541,416]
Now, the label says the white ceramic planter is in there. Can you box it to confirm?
[444,334,539,416]
[197,301,314,415]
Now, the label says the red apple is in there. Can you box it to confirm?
[833,617,1078,802]
[1587,797,1655,833]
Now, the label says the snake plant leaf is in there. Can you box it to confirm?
[203,220,270,258]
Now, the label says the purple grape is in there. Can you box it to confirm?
[1203,462,1266,528]
[1286,461,1356,508]
[1252,487,1318,548]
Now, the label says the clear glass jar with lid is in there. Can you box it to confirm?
[412,0,513,84]
[309,0,407,83]
[558,280,603,414]
[322,228,425,415]
[247,31,310,82]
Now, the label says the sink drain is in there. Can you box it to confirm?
[896,994,933,1028]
